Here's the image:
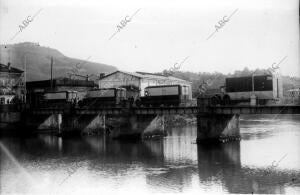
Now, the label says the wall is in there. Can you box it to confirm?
[0,72,25,102]
[98,72,140,89]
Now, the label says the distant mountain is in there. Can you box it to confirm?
[0,42,117,81]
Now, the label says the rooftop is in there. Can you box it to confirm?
[0,63,24,74]
[100,70,191,83]
[26,78,96,88]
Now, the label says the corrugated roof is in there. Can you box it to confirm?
[100,70,191,83]
[136,71,191,83]
[100,70,144,79]
[135,71,165,77]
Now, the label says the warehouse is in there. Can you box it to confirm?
[98,71,192,99]
[26,78,96,106]
[0,63,25,104]
[287,88,300,104]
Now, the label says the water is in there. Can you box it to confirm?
[1,115,300,194]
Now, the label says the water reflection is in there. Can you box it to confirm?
[0,116,300,194]
[197,141,299,194]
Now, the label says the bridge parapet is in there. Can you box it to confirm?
[133,107,198,115]
[197,97,300,115]
[75,107,123,115]
[197,97,211,113]
[209,105,300,115]
[31,107,65,115]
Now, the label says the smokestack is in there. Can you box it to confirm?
[50,57,53,89]
[7,62,11,70]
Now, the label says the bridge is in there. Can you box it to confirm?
[31,105,300,115]
[18,97,300,143]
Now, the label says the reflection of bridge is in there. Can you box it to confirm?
[3,97,300,141]
[1,133,297,194]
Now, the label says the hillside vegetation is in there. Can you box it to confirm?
[0,42,117,81]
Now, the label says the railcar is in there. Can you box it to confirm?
[79,88,126,108]
[41,91,78,107]
[206,74,283,105]
[138,85,191,107]
[43,91,77,102]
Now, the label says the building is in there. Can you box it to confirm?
[0,63,25,104]
[26,78,96,105]
[98,71,192,99]
[287,88,300,104]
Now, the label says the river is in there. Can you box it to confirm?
[0,115,299,194]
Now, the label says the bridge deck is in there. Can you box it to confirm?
[29,105,300,115]
[133,107,198,115]
[204,105,300,115]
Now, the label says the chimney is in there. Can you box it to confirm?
[7,62,11,70]
[99,73,105,79]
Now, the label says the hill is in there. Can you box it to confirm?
[0,42,117,81]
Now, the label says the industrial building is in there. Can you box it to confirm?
[287,88,300,104]
[26,78,96,106]
[0,63,25,104]
[98,71,192,99]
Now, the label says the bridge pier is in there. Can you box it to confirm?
[197,97,240,143]
[196,114,240,143]
[36,113,62,132]
[109,114,166,140]
[82,114,106,135]
[24,112,107,136]
[59,114,107,136]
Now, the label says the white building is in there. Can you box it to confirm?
[0,63,25,104]
[287,88,300,104]
[98,71,192,99]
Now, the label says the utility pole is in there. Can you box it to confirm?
[50,57,53,89]
[24,55,27,103]
[8,46,11,64]
[8,62,11,95]
[252,73,254,92]
[7,47,11,92]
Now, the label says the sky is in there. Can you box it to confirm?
[0,0,299,76]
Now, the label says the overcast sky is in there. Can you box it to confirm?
[0,0,299,76]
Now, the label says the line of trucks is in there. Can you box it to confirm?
[30,74,283,108]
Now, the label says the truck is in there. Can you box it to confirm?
[79,88,126,107]
[138,85,192,107]
[204,74,283,105]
